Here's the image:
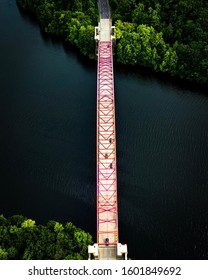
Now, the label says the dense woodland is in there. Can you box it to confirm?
[16,0,208,82]
[0,215,92,259]
[110,0,208,84]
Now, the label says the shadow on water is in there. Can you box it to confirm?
[17,4,39,26]
[17,4,97,72]
[41,31,97,73]
[114,61,208,96]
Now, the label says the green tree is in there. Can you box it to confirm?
[0,247,8,260]
[0,215,93,260]
[21,219,36,228]
[77,25,95,56]
[159,47,178,75]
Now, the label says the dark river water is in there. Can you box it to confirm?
[0,0,208,259]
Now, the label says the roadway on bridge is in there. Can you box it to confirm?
[99,0,109,19]
[88,0,127,260]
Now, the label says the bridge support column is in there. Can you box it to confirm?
[88,243,128,260]
[94,26,99,41]
[88,243,99,260]
[117,243,128,260]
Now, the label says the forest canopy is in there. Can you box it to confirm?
[16,0,208,84]
[110,0,208,84]
[0,214,92,260]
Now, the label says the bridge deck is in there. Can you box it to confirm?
[98,245,118,260]
[88,1,127,260]
[100,19,111,41]
[97,41,118,256]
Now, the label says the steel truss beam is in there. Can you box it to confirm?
[97,41,118,245]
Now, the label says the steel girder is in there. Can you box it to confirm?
[97,41,118,245]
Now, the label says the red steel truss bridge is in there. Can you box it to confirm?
[88,11,128,260]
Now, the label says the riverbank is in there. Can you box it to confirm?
[110,0,208,85]
[16,0,98,59]
[17,0,208,85]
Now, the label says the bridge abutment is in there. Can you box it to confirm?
[88,243,127,260]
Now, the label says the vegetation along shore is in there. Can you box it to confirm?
[17,0,208,84]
